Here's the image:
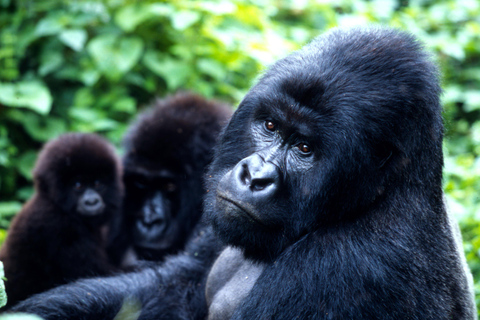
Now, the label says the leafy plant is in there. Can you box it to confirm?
[0,0,479,313]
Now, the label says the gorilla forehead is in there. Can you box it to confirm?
[34,133,119,180]
[257,26,438,116]
[237,26,442,153]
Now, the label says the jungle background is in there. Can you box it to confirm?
[0,0,479,314]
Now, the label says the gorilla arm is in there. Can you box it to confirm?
[11,225,223,320]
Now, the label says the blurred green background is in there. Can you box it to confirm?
[0,0,479,313]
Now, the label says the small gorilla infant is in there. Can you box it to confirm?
[107,93,232,265]
[0,133,123,307]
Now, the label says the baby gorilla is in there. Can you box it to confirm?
[108,93,232,265]
[0,133,123,308]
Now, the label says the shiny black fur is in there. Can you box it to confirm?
[0,133,123,308]
[11,27,475,319]
[107,93,232,265]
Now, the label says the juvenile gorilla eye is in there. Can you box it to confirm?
[265,121,275,131]
[75,182,83,190]
[134,181,146,189]
[94,180,101,188]
[165,182,177,192]
[298,143,311,154]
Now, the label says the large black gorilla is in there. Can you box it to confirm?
[0,133,122,308]
[11,27,475,319]
[107,93,232,265]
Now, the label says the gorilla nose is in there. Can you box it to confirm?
[85,196,99,206]
[141,199,166,226]
[78,188,105,215]
[83,189,102,208]
[236,154,280,195]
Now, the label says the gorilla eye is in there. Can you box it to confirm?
[94,180,101,188]
[134,181,146,189]
[74,182,83,190]
[165,182,177,192]
[297,143,311,154]
[265,121,275,131]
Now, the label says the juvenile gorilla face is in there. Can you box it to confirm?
[124,168,180,251]
[34,133,123,224]
[75,183,105,216]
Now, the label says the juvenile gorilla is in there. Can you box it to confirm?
[107,93,232,265]
[0,133,122,308]
[12,27,476,319]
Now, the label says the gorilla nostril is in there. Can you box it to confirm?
[240,163,251,186]
[85,197,99,206]
[251,178,274,191]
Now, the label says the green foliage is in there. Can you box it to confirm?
[0,0,479,313]
[0,314,44,320]
[0,261,6,308]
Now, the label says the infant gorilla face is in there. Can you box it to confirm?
[74,181,106,216]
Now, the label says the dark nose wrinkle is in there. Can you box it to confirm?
[244,154,279,191]
[143,192,165,225]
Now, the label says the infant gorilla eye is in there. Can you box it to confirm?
[94,180,101,188]
[297,143,311,154]
[265,121,275,131]
[74,182,83,190]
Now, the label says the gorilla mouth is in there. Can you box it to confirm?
[216,193,266,226]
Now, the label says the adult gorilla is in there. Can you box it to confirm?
[11,26,475,319]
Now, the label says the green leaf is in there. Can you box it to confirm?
[59,29,88,52]
[197,58,226,80]
[34,14,68,37]
[464,91,480,112]
[115,3,173,32]
[0,201,21,219]
[17,151,37,180]
[143,51,191,90]
[171,11,201,30]
[0,261,6,308]
[115,4,155,32]
[0,82,53,115]
[15,113,67,142]
[0,313,45,320]
[88,35,144,81]
[39,51,63,76]
[113,97,136,114]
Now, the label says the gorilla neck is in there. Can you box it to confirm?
[205,246,265,320]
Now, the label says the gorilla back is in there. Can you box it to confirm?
[12,26,476,319]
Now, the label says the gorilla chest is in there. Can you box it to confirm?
[205,246,265,320]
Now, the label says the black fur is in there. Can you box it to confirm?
[10,26,476,319]
[0,133,123,308]
[107,93,232,265]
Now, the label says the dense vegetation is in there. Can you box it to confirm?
[0,0,479,313]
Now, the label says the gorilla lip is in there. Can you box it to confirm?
[216,193,266,226]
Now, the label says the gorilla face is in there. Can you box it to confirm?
[124,168,181,252]
[209,95,327,262]
[75,184,106,216]
[207,27,442,262]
